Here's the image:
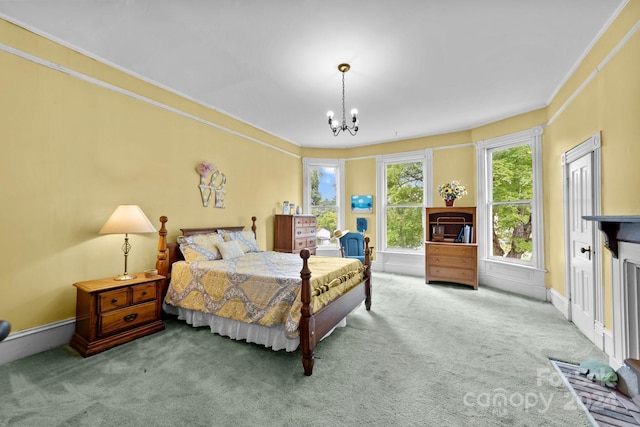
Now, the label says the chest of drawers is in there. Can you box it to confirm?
[273,214,317,255]
[425,242,478,289]
[70,273,165,356]
[425,206,478,289]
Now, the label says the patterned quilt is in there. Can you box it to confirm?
[164,251,365,337]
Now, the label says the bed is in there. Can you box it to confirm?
[155,215,372,376]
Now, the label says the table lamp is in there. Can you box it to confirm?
[99,205,157,280]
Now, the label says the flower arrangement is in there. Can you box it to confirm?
[438,180,467,202]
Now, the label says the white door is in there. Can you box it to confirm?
[567,153,596,341]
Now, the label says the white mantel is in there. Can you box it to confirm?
[584,216,640,368]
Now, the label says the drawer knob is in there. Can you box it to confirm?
[111,298,118,304]
[123,313,138,323]
[142,291,147,296]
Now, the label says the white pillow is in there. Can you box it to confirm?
[217,240,245,259]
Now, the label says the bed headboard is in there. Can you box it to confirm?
[155,216,257,296]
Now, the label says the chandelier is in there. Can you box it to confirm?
[326,63,359,136]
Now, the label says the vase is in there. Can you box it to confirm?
[445,199,454,207]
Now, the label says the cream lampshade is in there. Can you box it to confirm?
[99,205,157,280]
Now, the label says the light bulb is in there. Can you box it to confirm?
[350,108,358,117]
[327,111,334,119]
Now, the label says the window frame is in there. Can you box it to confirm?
[476,127,544,269]
[302,158,345,246]
[376,149,433,253]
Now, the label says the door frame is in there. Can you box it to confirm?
[561,131,603,349]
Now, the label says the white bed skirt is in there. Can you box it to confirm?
[163,303,347,352]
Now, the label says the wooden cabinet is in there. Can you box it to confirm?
[273,214,317,255]
[70,273,165,356]
[425,207,478,289]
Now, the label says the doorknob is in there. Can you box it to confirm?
[580,245,592,260]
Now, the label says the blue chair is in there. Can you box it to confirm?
[339,232,366,263]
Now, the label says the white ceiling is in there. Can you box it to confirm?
[0,0,627,148]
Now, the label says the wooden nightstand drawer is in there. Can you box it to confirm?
[71,273,165,357]
[100,301,157,336]
[132,283,156,303]
[99,288,129,312]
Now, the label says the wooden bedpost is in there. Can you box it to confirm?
[251,216,257,239]
[363,237,372,311]
[299,248,316,376]
[156,216,169,298]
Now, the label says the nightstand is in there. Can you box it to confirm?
[70,273,165,356]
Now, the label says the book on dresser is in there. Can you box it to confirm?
[425,206,478,290]
[273,214,317,255]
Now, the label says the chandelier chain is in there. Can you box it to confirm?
[341,72,346,128]
[326,63,359,136]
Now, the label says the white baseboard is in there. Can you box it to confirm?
[0,318,75,366]
[594,321,606,351]
[603,328,620,369]
[547,288,612,355]
[548,287,570,318]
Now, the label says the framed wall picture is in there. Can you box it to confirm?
[351,195,373,213]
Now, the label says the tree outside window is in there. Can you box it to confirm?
[385,162,424,250]
[309,166,337,244]
[490,145,533,261]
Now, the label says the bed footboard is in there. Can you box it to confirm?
[299,237,372,376]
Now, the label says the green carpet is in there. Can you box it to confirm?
[0,273,607,426]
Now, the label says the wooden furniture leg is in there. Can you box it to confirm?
[299,249,316,376]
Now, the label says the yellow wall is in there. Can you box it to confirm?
[2,1,640,336]
[344,157,377,250]
[0,19,303,332]
[544,1,640,328]
[432,145,476,208]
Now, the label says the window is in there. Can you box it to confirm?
[303,159,344,246]
[377,150,432,252]
[477,127,543,267]
[490,145,533,260]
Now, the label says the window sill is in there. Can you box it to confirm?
[482,257,547,274]
[377,249,423,256]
